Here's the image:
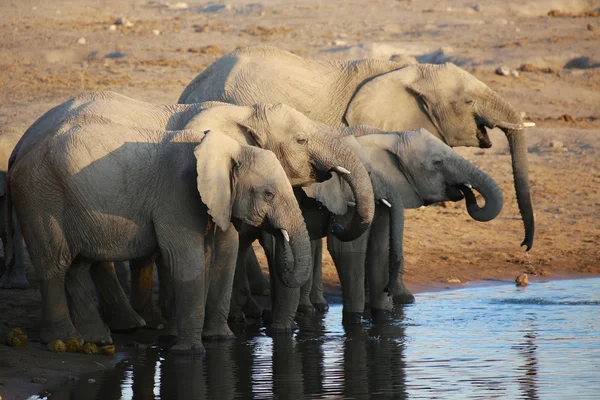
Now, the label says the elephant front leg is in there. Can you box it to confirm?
[203,227,237,340]
[160,244,207,354]
[91,261,146,332]
[129,257,167,329]
[66,260,113,345]
[309,239,329,312]
[327,229,370,325]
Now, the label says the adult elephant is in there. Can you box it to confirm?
[6,91,375,332]
[264,127,504,326]
[179,45,534,251]
[8,121,311,353]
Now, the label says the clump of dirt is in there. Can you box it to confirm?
[518,63,559,74]
[187,45,223,55]
[243,25,295,37]
[547,9,600,18]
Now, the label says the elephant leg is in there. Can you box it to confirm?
[203,226,237,340]
[66,260,113,345]
[229,233,262,323]
[157,240,207,354]
[309,238,329,312]
[246,248,271,296]
[327,224,370,325]
[297,240,317,316]
[130,256,167,329]
[0,215,30,289]
[263,231,299,333]
[365,207,394,322]
[90,261,146,332]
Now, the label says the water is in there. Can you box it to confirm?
[31,278,600,399]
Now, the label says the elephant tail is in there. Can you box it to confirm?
[4,179,14,268]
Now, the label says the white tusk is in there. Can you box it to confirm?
[281,229,290,242]
[523,122,536,128]
[347,201,356,207]
[333,166,351,175]
[381,199,392,208]
[465,183,473,189]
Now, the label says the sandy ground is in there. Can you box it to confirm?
[0,0,599,398]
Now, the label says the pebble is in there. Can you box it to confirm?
[445,277,461,284]
[167,2,188,10]
[77,37,86,45]
[332,39,347,46]
[107,24,117,31]
[549,140,563,149]
[588,24,596,31]
[152,29,161,36]
[496,66,519,77]
[515,273,529,287]
[31,377,48,384]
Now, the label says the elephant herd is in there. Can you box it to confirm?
[0,45,534,354]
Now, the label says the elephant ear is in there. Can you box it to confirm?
[302,174,353,216]
[184,105,267,148]
[194,130,241,231]
[344,65,436,133]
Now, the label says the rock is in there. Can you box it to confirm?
[77,37,86,45]
[107,24,117,31]
[445,277,461,284]
[31,377,48,384]
[167,2,188,10]
[188,45,221,55]
[515,273,529,287]
[560,114,576,123]
[588,24,596,32]
[332,39,347,46]
[473,4,482,12]
[549,140,563,148]
[152,29,160,36]
[48,339,66,353]
[496,66,510,76]
[88,378,96,384]
[115,17,126,25]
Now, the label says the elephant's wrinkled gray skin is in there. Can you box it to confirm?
[180,45,533,250]
[0,129,29,289]
[8,118,311,353]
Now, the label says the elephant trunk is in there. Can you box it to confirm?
[270,199,312,288]
[312,136,375,242]
[381,188,405,296]
[476,88,534,250]
[454,156,504,222]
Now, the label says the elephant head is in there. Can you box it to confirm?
[185,103,375,242]
[344,63,533,250]
[194,131,311,288]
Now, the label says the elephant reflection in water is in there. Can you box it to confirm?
[57,310,410,399]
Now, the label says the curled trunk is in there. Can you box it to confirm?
[477,89,534,250]
[454,156,504,222]
[311,135,375,242]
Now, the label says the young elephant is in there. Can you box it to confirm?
[7,126,312,353]
[179,45,534,250]
[265,127,503,326]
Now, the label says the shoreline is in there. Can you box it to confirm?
[2,272,598,400]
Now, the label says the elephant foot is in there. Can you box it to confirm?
[40,322,82,345]
[342,311,363,326]
[135,303,167,330]
[76,320,113,345]
[102,305,146,333]
[312,302,329,313]
[202,323,236,341]
[228,306,247,323]
[0,267,30,289]
[158,334,178,349]
[169,340,205,355]
[242,296,263,319]
[370,308,392,324]
[392,284,416,305]
[262,309,298,333]
[296,303,316,317]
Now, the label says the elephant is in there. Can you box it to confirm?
[304,126,503,323]
[179,44,534,251]
[6,91,375,339]
[0,128,29,289]
[7,119,314,353]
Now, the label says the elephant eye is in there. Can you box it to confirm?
[296,135,308,145]
[466,99,475,107]
[433,159,443,168]
[264,189,275,200]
